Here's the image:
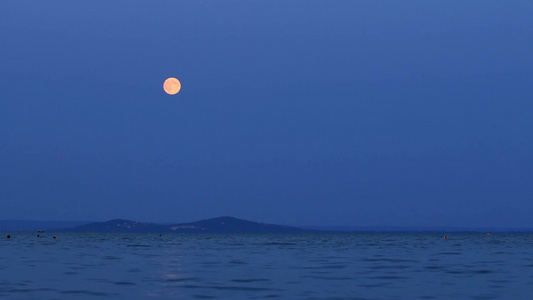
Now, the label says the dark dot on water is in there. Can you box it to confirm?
[52,236,56,239]
[37,234,40,237]
[6,235,10,239]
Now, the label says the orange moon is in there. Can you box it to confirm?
[163,77,181,95]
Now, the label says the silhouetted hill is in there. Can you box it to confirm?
[167,216,314,234]
[57,219,168,233]
[57,216,318,234]
[5,218,528,233]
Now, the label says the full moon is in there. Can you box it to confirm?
[163,77,181,95]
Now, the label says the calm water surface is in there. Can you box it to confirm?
[1,233,533,299]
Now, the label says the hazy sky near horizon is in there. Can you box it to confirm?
[1,1,532,227]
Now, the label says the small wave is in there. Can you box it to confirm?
[60,290,116,296]
[362,258,417,262]
[261,242,297,246]
[445,269,493,275]
[165,277,200,283]
[181,285,278,291]
[368,275,408,280]
[112,281,136,286]
[302,275,353,280]
[228,260,247,265]
[293,265,346,270]
[231,278,270,283]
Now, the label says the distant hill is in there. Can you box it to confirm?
[166,216,314,234]
[57,216,318,234]
[56,219,168,233]
[3,218,529,233]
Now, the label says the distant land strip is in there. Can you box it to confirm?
[1,217,531,233]
[1,217,318,234]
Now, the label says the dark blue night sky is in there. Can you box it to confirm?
[1,1,532,227]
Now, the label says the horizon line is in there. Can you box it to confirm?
[1,217,532,232]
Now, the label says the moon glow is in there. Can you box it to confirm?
[163,77,181,95]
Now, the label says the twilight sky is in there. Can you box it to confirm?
[1,1,532,227]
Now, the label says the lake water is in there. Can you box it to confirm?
[1,232,532,299]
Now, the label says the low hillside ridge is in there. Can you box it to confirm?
[57,216,318,233]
